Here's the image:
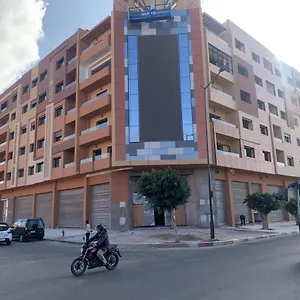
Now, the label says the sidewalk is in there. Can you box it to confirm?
[45,221,300,249]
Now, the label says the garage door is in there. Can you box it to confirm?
[232,182,250,224]
[58,188,84,228]
[268,185,285,222]
[215,180,226,226]
[90,184,111,229]
[15,196,33,220]
[36,193,52,228]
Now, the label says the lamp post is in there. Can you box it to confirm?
[203,66,226,240]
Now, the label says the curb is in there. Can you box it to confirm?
[45,231,299,249]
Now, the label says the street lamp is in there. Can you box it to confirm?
[203,66,226,240]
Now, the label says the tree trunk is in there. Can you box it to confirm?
[260,214,269,230]
[295,214,299,226]
[171,210,179,243]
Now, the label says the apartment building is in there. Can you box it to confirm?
[0,0,298,229]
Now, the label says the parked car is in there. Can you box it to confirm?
[11,218,45,242]
[0,222,12,245]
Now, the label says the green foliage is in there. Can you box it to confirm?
[137,168,190,212]
[243,192,283,215]
[284,198,297,216]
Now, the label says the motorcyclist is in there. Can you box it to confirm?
[86,224,109,266]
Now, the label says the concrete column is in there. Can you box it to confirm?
[32,194,36,218]
[225,170,235,226]
[51,182,58,228]
[83,176,89,228]
[248,183,255,224]
[11,197,16,223]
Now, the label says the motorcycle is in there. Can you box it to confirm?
[70,238,122,276]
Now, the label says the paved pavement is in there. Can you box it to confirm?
[45,221,300,248]
[1,235,300,299]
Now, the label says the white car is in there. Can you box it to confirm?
[0,222,12,245]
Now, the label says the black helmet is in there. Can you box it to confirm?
[96,224,104,231]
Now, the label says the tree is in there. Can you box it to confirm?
[243,192,283,230]
[284,198,298,225]
[137,168,190,242]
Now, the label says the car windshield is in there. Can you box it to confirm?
[12,219,27,227]
[0,224,8,231]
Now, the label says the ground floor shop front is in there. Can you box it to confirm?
[0,167,296,229]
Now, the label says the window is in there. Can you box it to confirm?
[36,162,44,173]
[53,157,61,168]
[266,81,276,96]
[9,132,14,140]
[294,118,299,127]
[240,90,251,104]
[39,115,46,125]
[291,96,298,106]
[29,143,34,153]
[257,99,265,111]
[22,84,29,94]
[297,138,300,147]
[217,143,231,152]
[244,146,255,158]
[56,57,64,70]
[238,64,248,77]
[254,75,263,87]
[30,122,35,131]
[6,172,11,181]
[96,118,108,127]
[287,77,293,86]
[53,131,62,142]
[277,89,284,99]
[93,149,102,158]
[263,58,273,73]
[235,38,245,52]
[91,60,111,76]
[37,138,45,149]
[209,113,221,121]
[252,52,260,63]
[260,125,268,136]
[242,118,253,130]
[55,81,64,93]
[28,166,34,176]
[21,125,27,135]
[96,90,108,97]
[8,152,13,160]
[39,92,46,103]
[18,168,24,178]
[1,101,7,112]
[284,133,291,143]
[40,70,47,81]
[107,146,112,156]
[12,93,17,102]
[32,78,38,88]
[30,99,37,109]
[208,44,233,74]
[11,112,16,121]
[269,103,278,116]
[22,104,28,114]
[287,156,294,167]
[19,146,25,155]
[55,106,63,117]
[263,151,271,162]
[280,111,286,120]
[275,68,281,78]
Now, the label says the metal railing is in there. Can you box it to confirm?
[80,121,109,135]
[81,90,108,107]
[66,108,76,115]
[63,133,75,141]
[64,162,75,168]
[216,149,240,157]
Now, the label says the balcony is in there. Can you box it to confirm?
[209,62,234,84]
[80,92,111,119]
[0,141,7,150]
[67,57,77,73]
[210,87,236,111]
[65,81,76,90]
[68,57,77,65]
[212,118,239,139]
[67,108,76,115]
[63,133,75,141]
[0,123,8,136]
[0,161,5,172]
[274,137,283,143]
[0,180,5,190]
[79,123,111,146]
[216,149,240,157]
[276,162,285,167]
[65,108,76,124]
[63,161,76,177]
[80,154,111,174]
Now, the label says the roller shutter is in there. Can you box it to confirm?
[232,182,250,224]
[58,188,84,228]
[15,196,33,220]
[36,193,52,228]
[268,185,285,222]
[215,180,226,226]
[90,184,111,229]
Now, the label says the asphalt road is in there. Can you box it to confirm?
[1,236,300,300]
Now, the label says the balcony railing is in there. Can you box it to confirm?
[212,118,237,128]
[276,162,285,167]
[80,157,93,164]
[82,90,108,107]
[63,133,75,141]
[274,137,283,143]
[80,121,109,135]
[64,162,75,168]
[66,108,76,115]
[216,149,240,157]
[67,56,77,65]
[0,123,8,130]
[94,153,110,160]
[65,81,76,89]
[0,180,4,184]
[0,161,5,166]
[0,141,7,148]
[211,87,233,99]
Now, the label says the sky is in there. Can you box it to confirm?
[0,0,299,92]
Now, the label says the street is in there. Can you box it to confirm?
[1,236,300,300]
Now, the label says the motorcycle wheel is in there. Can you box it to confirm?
[70,258,87,276]
[105,252,119,271]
